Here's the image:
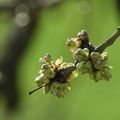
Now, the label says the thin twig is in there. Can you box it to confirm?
[29,83,49,95]
[96,26,120,53]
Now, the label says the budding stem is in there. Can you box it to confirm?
[96,26,120,53]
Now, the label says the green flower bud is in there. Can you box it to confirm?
[94,57,108,69]
[39,53,52,64]
[41,64,50,70]
[91,52,108,69]
[94,70,103,82]
[77,60,93,74]
[77,30,89,41]
[101,66,112,81]
[90,52,101,62]
[77,32,84,40]
[66,38,81,53]
[77,60,94,79]
[35,74,45,86]
[73,48,89,62]
[60,62,73,69]
[83,48,89,56]
[67,70,79,81]
[76,62,88,74]
[55,56,63,67]
[46,53,52,62]
[86,61,94,79]
[93,66,112,81]
[101,52,108,58]
[41,64,56,78]
[51,61,56,69]
[44,78,49,84]
[50,82,70,97]
[42,68,56,79]
[39,58,44,64]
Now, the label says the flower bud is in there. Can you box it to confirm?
[73,48,89,62]
[66,38,81,53]
[50,82,70,97]
[39,57,44,64]
[83,48,89,56]
[77,30,89,41]
[90,52,101,62]
[42,68,56,79]
[101,66,112,81]
[93,65,112,81]
[41,64,50,70]
[51,61,56,69]
[67,70,79,81]
[94,57,108,69]
[76,61,88,74]
[55,57,63,67]
[94,70,103,82]
[39,53,52,64]
[46,53,52,62]
[60,62,73,69]
[35,74,45,86]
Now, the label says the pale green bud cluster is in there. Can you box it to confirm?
[90,52,112,81]
[35,54,55,87]
[75,48,112,81]
[35,54,78,97]
[49,82,70,97]
[67,38,112,82]
[73,48,89,62]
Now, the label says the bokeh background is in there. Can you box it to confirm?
[0,0,120,120]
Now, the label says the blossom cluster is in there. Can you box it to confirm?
[35,54,77,97]
[66,31,112,82]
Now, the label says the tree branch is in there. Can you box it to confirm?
[96,26,120,53]
[0,0,63,111]
[0,0,62,12]
[0,11,39,110]
[0,4,17,12]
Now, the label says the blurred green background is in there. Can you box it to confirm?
[0,0,120,120]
